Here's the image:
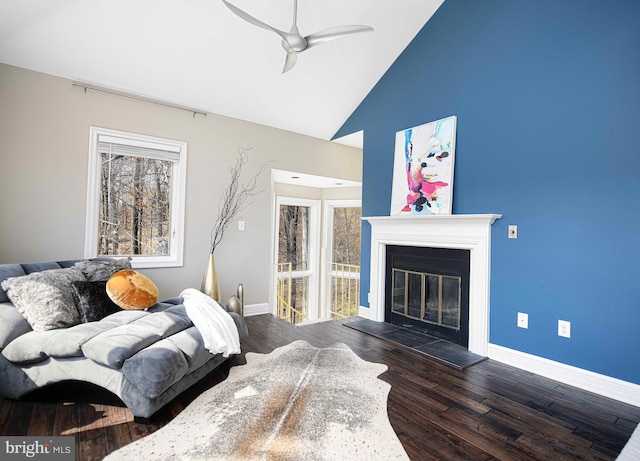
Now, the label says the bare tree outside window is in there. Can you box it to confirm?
[278,205,309,271]
[330,206,361,319]
[332,207,361,266]
[278,205,310,322]
[98,146,173,257]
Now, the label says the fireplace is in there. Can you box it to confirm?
[386,245,470,347]
[363,214,501,356]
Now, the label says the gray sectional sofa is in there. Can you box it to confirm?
[0,259,248,421]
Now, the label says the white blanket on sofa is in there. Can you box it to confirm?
[180,288,240,357]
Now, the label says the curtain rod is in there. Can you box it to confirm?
[72,81,207,118]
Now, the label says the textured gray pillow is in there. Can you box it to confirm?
[74,258,132,282]
[0,267,86,331]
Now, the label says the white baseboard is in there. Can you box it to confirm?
[243,303,270,317]
[352,308,640,407]
[488,343,640,407]
[358,305,373,319]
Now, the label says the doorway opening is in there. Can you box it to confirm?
[271,170,361,324]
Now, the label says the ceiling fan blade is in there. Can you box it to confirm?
[282,52,297,74]
[305,25,374,49]
[221,0,290,42]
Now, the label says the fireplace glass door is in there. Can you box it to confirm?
[386,246,470,347]
[392,269,461,328]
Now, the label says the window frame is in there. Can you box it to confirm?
[84,126,187,268]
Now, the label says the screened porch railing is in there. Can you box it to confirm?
[329,262,360,319]
[276,262,307,324]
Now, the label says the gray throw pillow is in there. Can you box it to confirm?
[70,280,122,323]
[1,267,86,331]
[74,258,132,282]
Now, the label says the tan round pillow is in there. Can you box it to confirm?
[106,270,159,310]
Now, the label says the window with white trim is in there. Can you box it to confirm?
[84,127,187,268]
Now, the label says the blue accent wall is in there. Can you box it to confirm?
[335,0,640,384]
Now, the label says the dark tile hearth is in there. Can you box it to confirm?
[382,328,440,348]
[344,319,486,370]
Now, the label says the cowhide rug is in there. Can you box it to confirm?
[106,340,409,460]
[618,423,640,461]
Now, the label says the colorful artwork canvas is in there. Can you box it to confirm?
[390,116,457,215]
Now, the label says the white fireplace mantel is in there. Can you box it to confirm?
[362,214,501,356]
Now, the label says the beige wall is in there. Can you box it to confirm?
[0,63,362,304]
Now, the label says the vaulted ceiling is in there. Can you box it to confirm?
[0,0,443,141]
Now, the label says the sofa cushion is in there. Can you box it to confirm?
[129,312,192,338]
[167,326,213,372]
[44,310,148,357]
[57,259,85,268]
[147,298,185,314]
[0,303,32,350]
[82,323,162,368]
[100,309,149,323]
[106,270,158,310]
[162,304,191,320]
[42,322,118,358]
[74,258,132,282]
[70,280,122,323]
[21,262,63,274]
[123,339,190,399]
[1,330,59,364]
[1,267,86,331]
[0,264,27,303]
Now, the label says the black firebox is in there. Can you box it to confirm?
[385,245,470,347]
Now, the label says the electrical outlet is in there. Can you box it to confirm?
[238,220,245,231]
[508,225,518,239]
[517,312,528,329]
[558,320,571,338]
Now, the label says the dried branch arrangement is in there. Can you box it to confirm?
[209,146,269,253]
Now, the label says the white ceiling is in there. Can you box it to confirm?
[0,0,443,141]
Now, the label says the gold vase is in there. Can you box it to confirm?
[201,253,221,302]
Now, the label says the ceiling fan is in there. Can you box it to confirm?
[221,0,374,73]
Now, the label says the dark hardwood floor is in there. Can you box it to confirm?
[1,314,638,460]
